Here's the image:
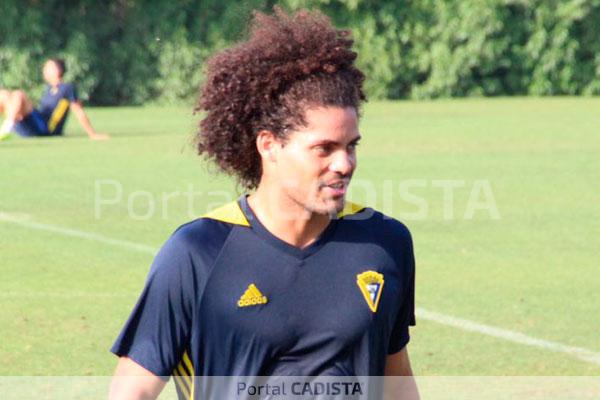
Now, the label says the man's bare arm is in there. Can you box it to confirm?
[384,347,420,400]
[108,357,166,400]
[69,101,109,140]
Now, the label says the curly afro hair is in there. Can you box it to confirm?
[196,7,366,189]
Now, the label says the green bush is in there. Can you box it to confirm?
[0,48,44,100]
[0,0,598,104]
[153,31,204,105]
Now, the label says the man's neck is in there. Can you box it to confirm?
[247,186,331,249]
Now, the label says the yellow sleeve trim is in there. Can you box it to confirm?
[173,351,195,400]
[202,201,250,227]
[47,99,70,133]
[337,201,366,218]
[173,374,190,399]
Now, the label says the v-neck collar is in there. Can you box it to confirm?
[238,195,338,260]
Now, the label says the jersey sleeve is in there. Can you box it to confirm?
[387,226,416,355]
[111,230,195,378]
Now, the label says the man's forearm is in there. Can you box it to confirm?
[384,376,420,400]
[384,348,420,399]
[77,112,98,137]
[109,357,166,400]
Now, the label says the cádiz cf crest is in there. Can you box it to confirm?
[356,271,384,313]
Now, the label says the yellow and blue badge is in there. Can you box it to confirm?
[356,271,384,312]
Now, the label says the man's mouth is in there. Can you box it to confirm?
[321,179,350,196]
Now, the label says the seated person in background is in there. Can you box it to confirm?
[0,58,108,140]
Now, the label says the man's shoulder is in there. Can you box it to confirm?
[59,82,76,89]
[340,202,411,236]
[57,82,77,97]
[338,202,413,251]
[151,202,247,277]
[167,201,249,251]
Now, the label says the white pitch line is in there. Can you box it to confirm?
[416,307,600,366]
[0,291,136,299]
[3,211,599,367]
[0,212,156,256]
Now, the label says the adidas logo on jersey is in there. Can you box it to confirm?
[237,283,268,307]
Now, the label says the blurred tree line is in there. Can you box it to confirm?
[1,0,598,105]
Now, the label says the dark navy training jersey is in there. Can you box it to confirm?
[112,196,416,399]
[38,83,78,135]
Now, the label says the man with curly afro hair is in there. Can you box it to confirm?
[110,7,418,400]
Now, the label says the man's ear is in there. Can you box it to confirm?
[256,130,280,162]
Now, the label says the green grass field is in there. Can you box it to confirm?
[1,98,599,377]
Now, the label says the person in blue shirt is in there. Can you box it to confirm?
[0,58,108,140]
[109,7,418,400]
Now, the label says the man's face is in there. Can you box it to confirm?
[42,61,61,84]
[273,106,360,216]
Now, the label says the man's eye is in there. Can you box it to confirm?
[314,145,332,155]
[348,142,359,150]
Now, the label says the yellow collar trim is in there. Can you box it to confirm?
[202,201,250,227]
[338,201,366,218]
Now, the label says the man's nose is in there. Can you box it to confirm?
[329,150,355,176]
